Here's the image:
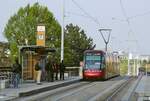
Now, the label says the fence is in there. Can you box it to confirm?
[65,67,82,77]
[0,67,12,89]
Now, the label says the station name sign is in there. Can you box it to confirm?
[37,26,45,32]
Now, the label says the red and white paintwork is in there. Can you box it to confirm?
[83,69,105,79]
[83,50,120,80]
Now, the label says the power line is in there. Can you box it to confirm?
[119,0,140,54]
[66,12,91,19]
[71,0,101,27]
[66,12,102,27]
[120,0,128,19]
[120,0,130,26]
[113,9,150,22]
[128,10,150,20]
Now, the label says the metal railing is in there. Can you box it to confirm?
[0,71,13,89]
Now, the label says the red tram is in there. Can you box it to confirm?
[83,50,120,80]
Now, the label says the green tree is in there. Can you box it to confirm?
[0,42,11,66]
[0,42,10,57]
[143,59,147,64]
[64,23,93,66]
[3,3,61,60]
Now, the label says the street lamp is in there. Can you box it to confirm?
[61,0,65,62]
[98,29,112,52]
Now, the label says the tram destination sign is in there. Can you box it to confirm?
[86,53,101,56]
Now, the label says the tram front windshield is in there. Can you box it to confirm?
[85,54,103,69]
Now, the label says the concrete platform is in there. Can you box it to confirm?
[135,75,150,101]
[0,77,81,101]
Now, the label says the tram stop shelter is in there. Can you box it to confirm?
[19,45,55,82]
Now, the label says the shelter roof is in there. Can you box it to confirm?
[19,45,55,54]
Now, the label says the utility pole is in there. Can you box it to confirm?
[128,53,132,75]
[146,63,148,76]
[99,29,112,52]
[136,55,139,76]
[133,56,136,76]
[61,0,65,62]
[128,55,130,75]
[126,38,137,76]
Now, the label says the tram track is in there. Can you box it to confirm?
[53,82,97,101]
[42,76,127,101]
[14,76,128,101]
[106,77,134,101]
[106,75,142,101]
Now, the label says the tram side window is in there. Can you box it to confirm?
[101,56,105,69]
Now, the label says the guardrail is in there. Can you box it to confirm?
[0,69,13,89]
[65,67,82,77]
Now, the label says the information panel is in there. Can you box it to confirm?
[36,25,45,46]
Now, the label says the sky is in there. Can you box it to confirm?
[0,0,150,54]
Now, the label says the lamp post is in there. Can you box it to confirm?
[61,0,65,62]
[98,29,112,52]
